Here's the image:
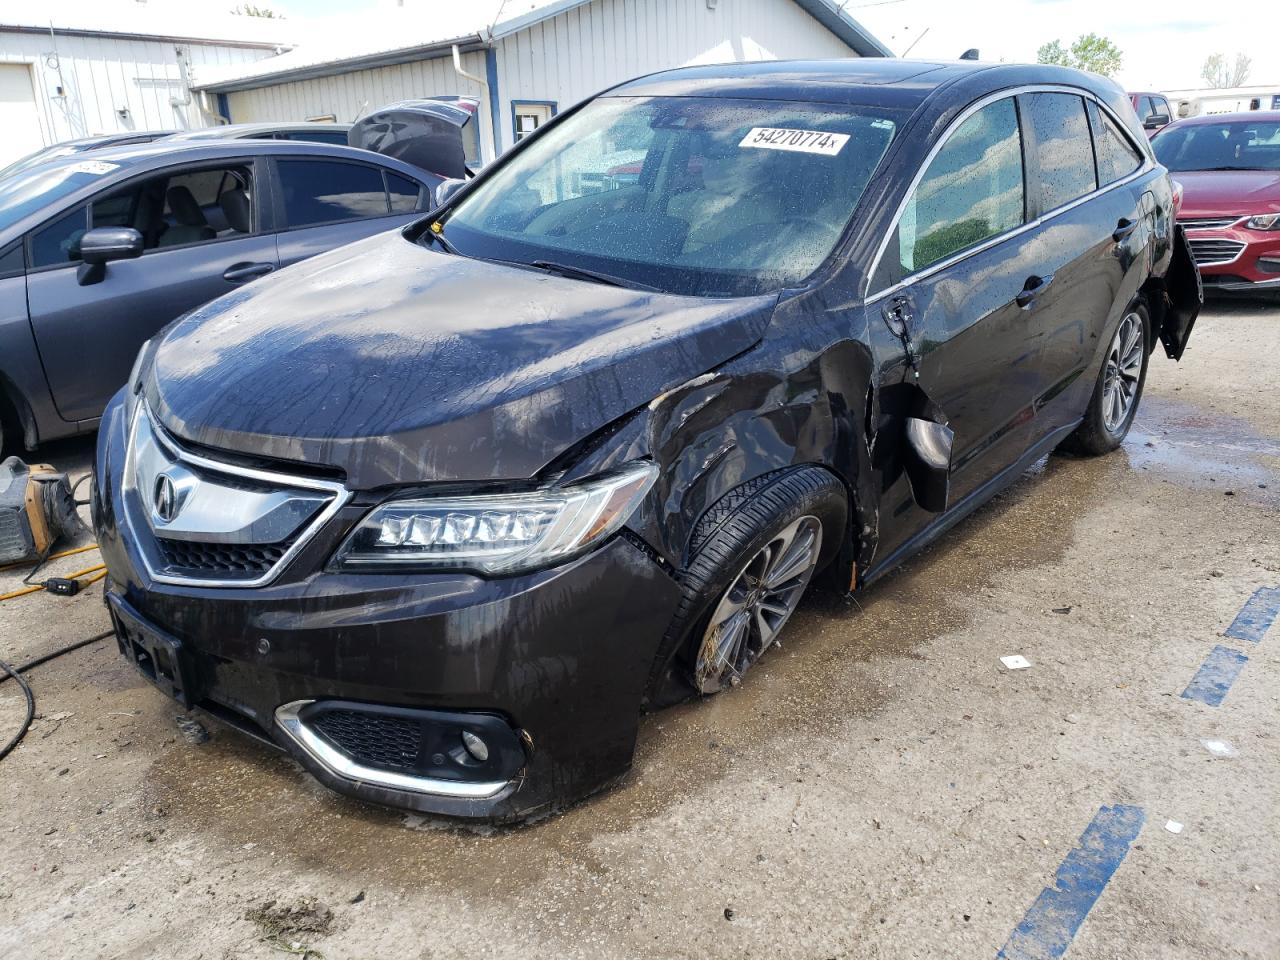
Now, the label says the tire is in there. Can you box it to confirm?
[652,467,847,700]
[1058,301,1151,457]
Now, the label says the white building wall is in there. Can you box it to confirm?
[491,0,854,149]
[212,0,856,163]
[0,29,274,145]
[223,50,492,146]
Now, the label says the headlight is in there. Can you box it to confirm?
[335,460,658,574]
[1245,213,1280,230]
[128,338,153,394]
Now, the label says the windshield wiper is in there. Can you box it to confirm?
[420,226,457,254]
[527,259,661,292]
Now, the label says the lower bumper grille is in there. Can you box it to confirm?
[311,708,423,772]
[155,538,287,579]
[1188,238,1245,266]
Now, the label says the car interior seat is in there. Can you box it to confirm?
[218,187,252,235]
[159,186,216,247]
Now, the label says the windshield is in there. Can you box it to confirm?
[0,159,122,233]
[1153,119,1280,172]
[440,96,903,296]
[0,144,84,181]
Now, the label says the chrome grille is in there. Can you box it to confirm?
[1178,216,1240,230]
[1188,238,1245,266]
[123,404,349,588]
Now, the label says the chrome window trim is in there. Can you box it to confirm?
[122,403,351,589]
[275,701,514,800]
[864,84,1155,306]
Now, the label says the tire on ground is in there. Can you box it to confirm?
[1058,299,1151,457]
[651,466,848,701]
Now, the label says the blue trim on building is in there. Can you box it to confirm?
[485,47,502,158]
[510,100,558,143]
[216,92,231,123]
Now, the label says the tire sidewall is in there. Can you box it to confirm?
[1095,301,1151,444]
[672,472,846,677]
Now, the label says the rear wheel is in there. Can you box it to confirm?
[1059,303,1150,456]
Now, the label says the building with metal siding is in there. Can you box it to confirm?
[0,5,288,165]
[196,0,888,165]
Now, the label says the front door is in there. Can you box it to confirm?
[25,159,276,422]
[867,94,1047,561]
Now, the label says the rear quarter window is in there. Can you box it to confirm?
[1088,102,1143,185]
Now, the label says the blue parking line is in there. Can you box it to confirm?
[1224,585,1280,643]
[1181,645,1249,707]
[997,804,1145,960]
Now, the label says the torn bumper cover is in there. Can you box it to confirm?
[92,393,682,820]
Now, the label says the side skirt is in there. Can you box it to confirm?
[859,420,1081,588]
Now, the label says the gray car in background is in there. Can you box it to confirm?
[0,138,442,452]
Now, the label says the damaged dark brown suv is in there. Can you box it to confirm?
[93,59,1200,821]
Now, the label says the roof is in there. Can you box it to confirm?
[193,0,889,93]
[170,121,352,140]
[0,0,292,48]
[610,58,979,106]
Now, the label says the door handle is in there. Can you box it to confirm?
[223,261,275,284]
[1112,218,1138,242]
[1015,273,1054,308]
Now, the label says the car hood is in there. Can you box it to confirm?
[1175,169,1280,216]
[145,232,775,489]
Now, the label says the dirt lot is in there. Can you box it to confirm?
[1,300,1277,960]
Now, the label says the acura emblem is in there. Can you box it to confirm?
[153,474,178,523]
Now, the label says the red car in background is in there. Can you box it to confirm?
[1128,91,1174,137]
[1152,111,1280,294]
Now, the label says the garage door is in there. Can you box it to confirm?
[0,64,46,167]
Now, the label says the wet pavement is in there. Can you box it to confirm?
[1,299,1277,959]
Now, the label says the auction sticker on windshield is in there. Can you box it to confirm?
[739,127,849,156]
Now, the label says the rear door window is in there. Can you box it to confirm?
[277,159,390,227]
[1089,102,1143,185]
[893,96,1025,279]
[1023,92,1097,211]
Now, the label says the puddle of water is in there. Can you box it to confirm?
[1125,397,1280,504]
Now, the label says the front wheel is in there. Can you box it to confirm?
[1058,303,1150,456]
[656,468,847,699]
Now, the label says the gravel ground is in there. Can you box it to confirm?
[1,299,1277,960]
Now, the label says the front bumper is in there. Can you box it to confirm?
[1183,220,1280,291]
[93,392,683,820]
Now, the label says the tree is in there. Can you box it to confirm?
[1036,33,1123,78]
[1200,53,1252,88]
[230,4,281,16]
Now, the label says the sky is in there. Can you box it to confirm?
[849,0,1277,91]
[241,0,1274,93]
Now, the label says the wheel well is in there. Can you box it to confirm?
[0,374,36,453]
[1138,279,1164,352]
[685,462,860,585]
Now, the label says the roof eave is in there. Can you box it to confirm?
[791,0,893,57]
[194,34,490,92]
[0,23,288,50]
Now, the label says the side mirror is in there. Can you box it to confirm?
[903,417,954,513]
[1145,113,1170,130]
[77,227,143,286]
[434,178,466,207]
